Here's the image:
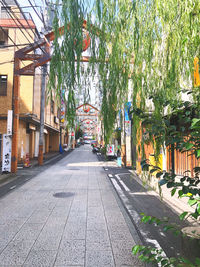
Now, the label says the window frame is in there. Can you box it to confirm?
[0,28,8,46]
[0,75,8,96]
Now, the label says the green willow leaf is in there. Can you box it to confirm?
[188,199,197,206]
[179,211,188,220]
[171,188,176,196]
[132,245,140,255]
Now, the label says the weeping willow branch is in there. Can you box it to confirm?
[48,0,200,148]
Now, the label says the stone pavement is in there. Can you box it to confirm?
[0,145,144,266]
[0,151,67,186]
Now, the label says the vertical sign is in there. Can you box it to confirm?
[2,134,12,172]
[125,120,131,136]
[60,88,65,124]
[7,110,13,135]
[194,57,200,87]
[124,102,131,122]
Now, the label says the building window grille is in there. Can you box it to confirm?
[0,28,8,46]
[0,75,7,96]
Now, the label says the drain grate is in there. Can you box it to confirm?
[53,192,75,198]
[68,168,80,170]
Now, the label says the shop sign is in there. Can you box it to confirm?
[106,144,115,156]
[2,134,12,173]
[194,57,200,87]
[60,88,65,122]
[124,102,131,122]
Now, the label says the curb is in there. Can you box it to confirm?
[0,149,73,187]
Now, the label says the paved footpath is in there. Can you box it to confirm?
[0,145,145,267]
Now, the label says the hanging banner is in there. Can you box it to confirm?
[60,88,65,123]
[194,57,200,87]
[2,134,12,173]
[7,110,13,136]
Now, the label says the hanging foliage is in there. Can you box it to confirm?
[49,0,200,147]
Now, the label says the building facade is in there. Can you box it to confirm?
[0,0,63,164]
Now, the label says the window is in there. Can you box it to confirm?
[0,75,7,96]
[0,29,8,46]
[50,100,54,114]
[1,7,11,19]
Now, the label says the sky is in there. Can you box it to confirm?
[17,0,99,106]
[17,0,96,32]
[18,0,45,32]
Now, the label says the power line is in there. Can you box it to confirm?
[0,4,44,70]
[1,0,35,43]
[27,0,46,29]
[0,0,51,74]
[12,0,48,55]
[12,5,41,9]
[1,0,47,69]
[13,0,41,40]
[0,60,14,65]
[0,25,21,49]
[0,25,27,67]
[33,0,45,20]
[0,43,33,47]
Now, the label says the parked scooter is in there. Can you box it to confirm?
[92,146,100,153]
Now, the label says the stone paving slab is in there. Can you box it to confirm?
[0,145,144,267]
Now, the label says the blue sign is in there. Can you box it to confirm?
[124,102,131,121]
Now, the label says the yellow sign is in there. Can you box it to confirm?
[194,57,200,87]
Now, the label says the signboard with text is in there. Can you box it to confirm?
[7,110,13,136]
[2,134,12,172]
[106,144,115,156]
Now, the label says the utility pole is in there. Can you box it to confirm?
[38,64,47,165]
[11,58,20,173]
[38,0,51,165]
